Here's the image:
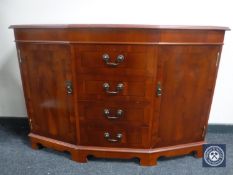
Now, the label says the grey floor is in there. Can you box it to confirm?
[0,120,232,175]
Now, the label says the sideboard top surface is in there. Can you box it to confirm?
[9,24,230,30]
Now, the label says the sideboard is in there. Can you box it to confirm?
[10,24,229,166]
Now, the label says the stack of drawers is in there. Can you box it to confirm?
[75,44,157,148]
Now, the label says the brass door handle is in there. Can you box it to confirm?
[103,83,124,95]
[102,54,124,67]
[103,109,124,119]
[65,80,73,94]
[104,132,123,142]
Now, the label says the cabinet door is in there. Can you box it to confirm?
[154,46,220,147]
[18,44,76,144]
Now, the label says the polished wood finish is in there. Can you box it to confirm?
[29,133,204,166]
[153,46,220,148]
[77,75,155,101]
[75,44,156,76]
[11,24,228,166]
[17,44,76,144]
[9,24,230,30]
[79,123,150,148]
[11,24,229,44]
[78,101,151,126]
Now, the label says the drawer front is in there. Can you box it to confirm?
[77,75,155,101]
[78,101,152,126]
[75,44,157,77]
[80,124,150,148]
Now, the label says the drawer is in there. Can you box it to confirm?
[77,75,155,101]
[75,44,157,77]
[78,101,153,126]
[79,123,150,148]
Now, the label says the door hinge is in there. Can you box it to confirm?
[216,52,220,67]
[29,118,32,130]
[17,49,22,63]
[202,125,206,138]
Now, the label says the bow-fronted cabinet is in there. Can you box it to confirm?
[10,24,229,166]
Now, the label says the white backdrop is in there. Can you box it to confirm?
[0,0,232,124]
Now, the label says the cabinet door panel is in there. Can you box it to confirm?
[155,46,220,147]
[18,44,76,144]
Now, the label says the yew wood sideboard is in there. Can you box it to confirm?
[10,24,229,166]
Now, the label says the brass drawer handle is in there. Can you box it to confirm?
[102,54,124,67]
[103,83,124,95]
[103,109,124,119]
[104,132,123,142]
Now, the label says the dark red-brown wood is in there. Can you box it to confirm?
[17,44,76,144]
[153,45,220,148]
[9,24,230,30]
[11,24,229,166]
